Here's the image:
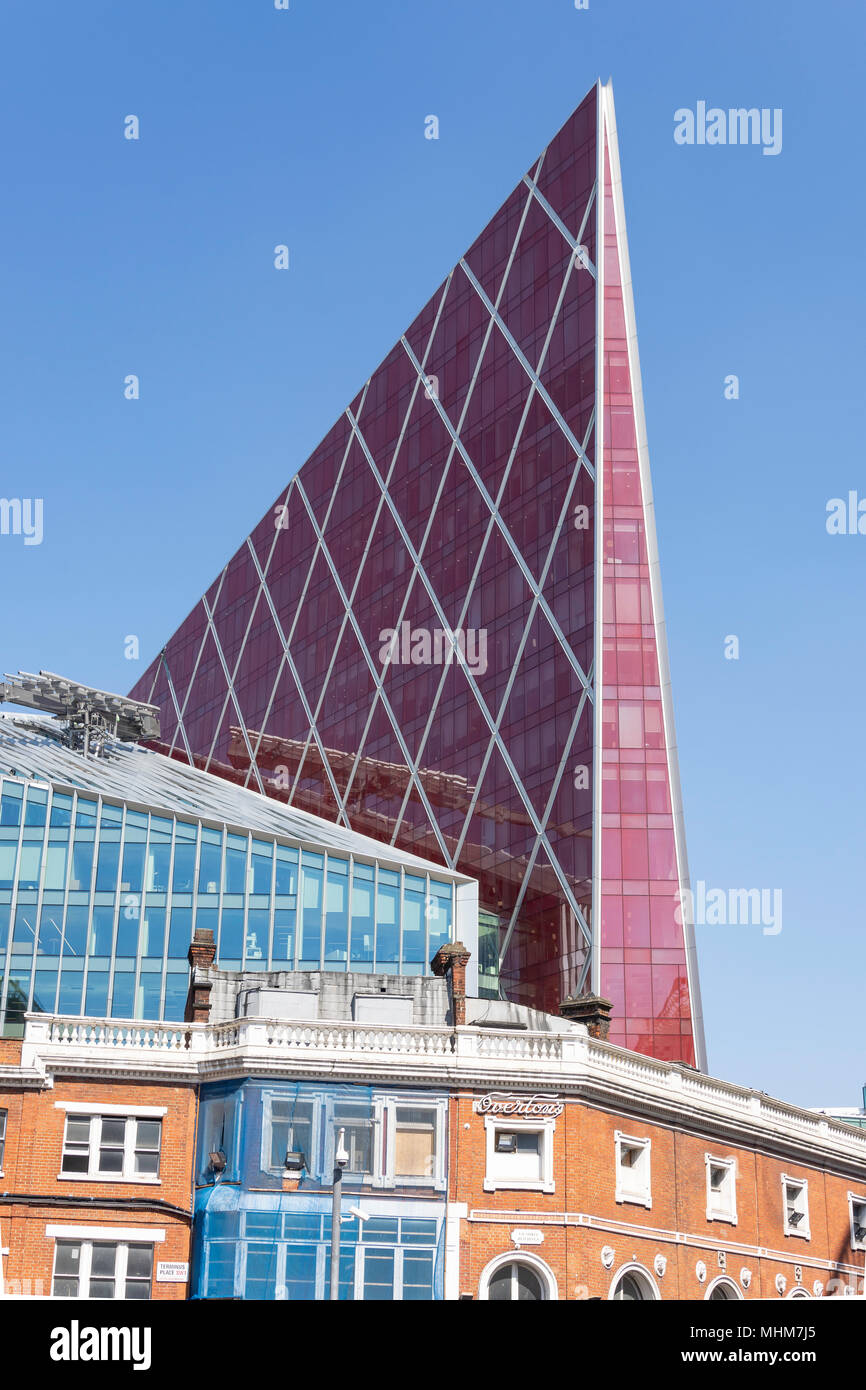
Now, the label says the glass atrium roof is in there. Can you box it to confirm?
[0,715,470,882]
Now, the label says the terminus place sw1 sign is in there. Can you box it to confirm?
[156,1261,189,1283]
[474,1092,564,1118]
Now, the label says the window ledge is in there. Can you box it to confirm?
[54,1102,167,1118]
[615,1193,652,1210]
[56,1175,162,1185]
[483,1179,555,1194]
[706,1211,737,1226]
[388,1180,446,1190]
[783,1229,811,1241]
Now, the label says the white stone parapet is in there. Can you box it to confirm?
[16,1012,866,1174]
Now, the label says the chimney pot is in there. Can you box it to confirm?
[560,992,613,1041]
[431,941,471,1027]
[185,927,216,1023]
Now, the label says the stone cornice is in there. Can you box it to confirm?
[13,1016,866,1180]
[0,1065,49,1090]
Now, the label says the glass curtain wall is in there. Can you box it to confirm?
[0,775,456,1034]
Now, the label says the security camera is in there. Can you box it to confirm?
[335,1126,349,1169]
[349,1206,370,1223]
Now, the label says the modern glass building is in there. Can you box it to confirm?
[0,715,478,1036]
[130,80,705,1066]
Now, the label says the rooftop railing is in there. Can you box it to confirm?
[18,1013,866,1161]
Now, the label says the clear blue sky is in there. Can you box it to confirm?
[0,0,863,1108]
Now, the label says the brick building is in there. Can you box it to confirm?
[0,1032,196,1300]
[446,1032,866,1301]
[5,942,864,1301]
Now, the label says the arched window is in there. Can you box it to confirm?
[787,1287,811,1300]
[478,1252,557,1301]
[609,1264,660,1301]
[706,1276,743,1301]
[488,1263,545,1301]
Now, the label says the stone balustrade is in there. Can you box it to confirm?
[17,1012,866,1168]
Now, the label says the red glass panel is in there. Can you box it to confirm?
[130,86,700,1065]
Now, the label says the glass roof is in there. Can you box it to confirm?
[0,715,470,881]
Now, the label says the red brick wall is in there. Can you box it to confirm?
[1,1207,192,1300]
[450,1093,866,1301]
[0,1078,197,1301]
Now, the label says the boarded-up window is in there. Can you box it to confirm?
[395,1108,436,1178]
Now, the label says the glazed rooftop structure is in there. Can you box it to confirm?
[0,713,478,1036]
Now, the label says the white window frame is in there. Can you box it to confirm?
[353,1243,426,1300]
[483,1115,555,1194]
[614,1131,652,1209]
[322,1095,381,1187]
[308,1242,434,1301]
[237,1207,441,1300]
[59,1113,163,1183]
[848,1192,866,1252]
[704,1275,743,1300]
[50,1234,157,1300]
[381,1098,447,1191]
[259,1091,447,1190]
[608,1261,661,1301]
[261,1090,321,1177]
[705,1154,737,1225]
[781,1174,810,1240]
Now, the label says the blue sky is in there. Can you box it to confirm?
[0,0,863,1107]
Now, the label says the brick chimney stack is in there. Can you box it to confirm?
[185,928,216,1024]
[559,992,613,1041]
[431,942,472,1026]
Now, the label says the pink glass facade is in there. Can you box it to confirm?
[597,97,699,1062]
[130,82,705,1066]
